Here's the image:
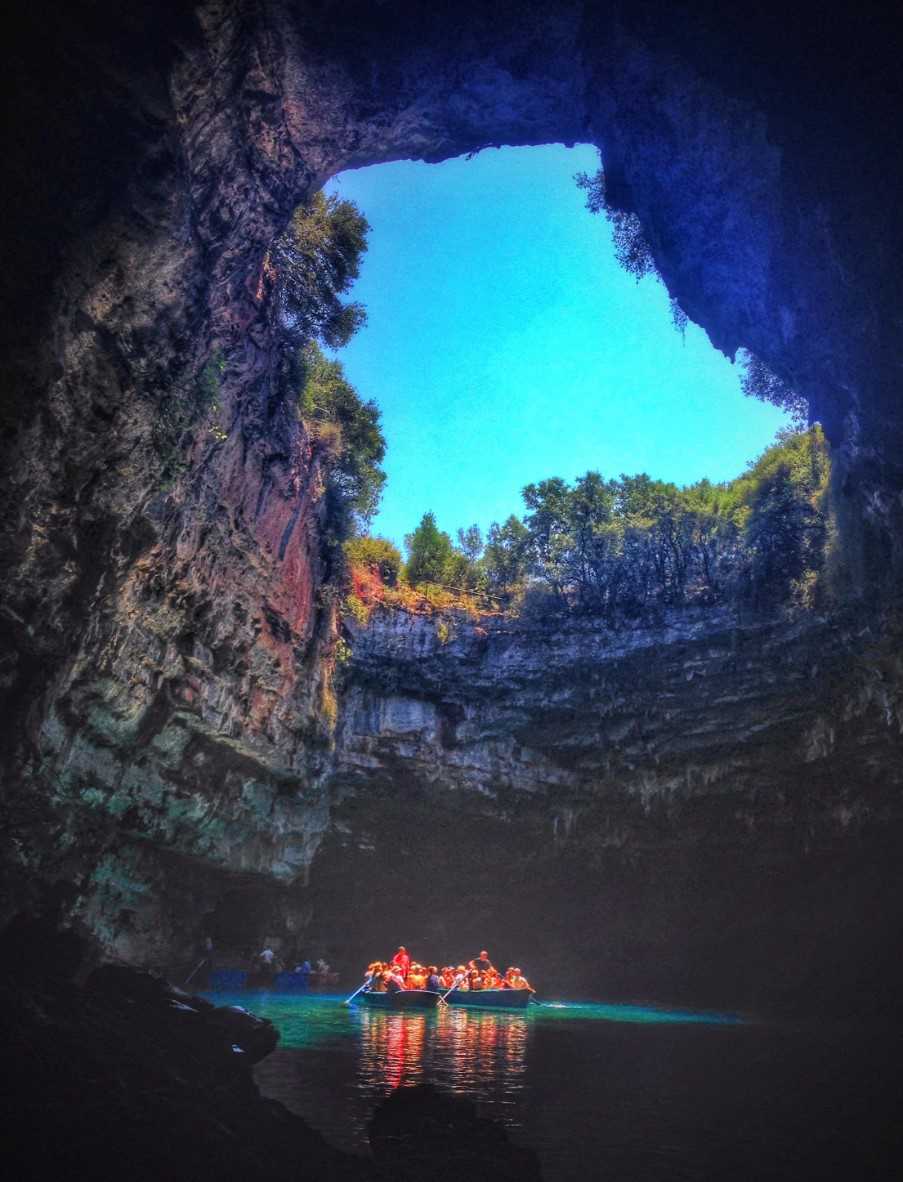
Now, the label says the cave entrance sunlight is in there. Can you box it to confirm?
[323,143,792,551]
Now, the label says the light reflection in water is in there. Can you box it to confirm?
[354,1006,529,1115]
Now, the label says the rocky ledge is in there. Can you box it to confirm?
[302,602,903,1013]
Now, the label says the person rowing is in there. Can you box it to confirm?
[505,966,535,992]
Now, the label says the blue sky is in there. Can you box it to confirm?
[325,145,789,550]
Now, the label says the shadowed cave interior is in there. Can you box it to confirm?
[2,1,903,1178]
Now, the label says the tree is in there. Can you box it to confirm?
[521,477,572,599]
[298,343,386,532]
[405,512,456,587]
[457,525,483,563]
[483,515,531,594]
[738,349,808,427]
[272,191,369,349]
[739,427,828,606]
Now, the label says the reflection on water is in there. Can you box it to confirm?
[204,993,902,1181]
[355,1006,529,1109]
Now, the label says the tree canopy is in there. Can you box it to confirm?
[272,190,369,349]
[347,428,831,622]
[297,343,386,532]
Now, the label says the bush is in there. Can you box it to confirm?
[344,536,403,586]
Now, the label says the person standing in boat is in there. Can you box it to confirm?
[390,946,411,979]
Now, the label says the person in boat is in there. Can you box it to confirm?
[427,966,442,991]
[468,969,484,991]
[453,965,469,990]
[385,964,406,993]
[440,966,456,989]
[254,947,282,977]
[390,946,411,979]
[507,967,535,992]
[367,963,388,992]
[468,950,494,974]
[407,963,427,989]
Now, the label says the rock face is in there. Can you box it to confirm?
[310,603,903,1012]
[2,0,903,1011]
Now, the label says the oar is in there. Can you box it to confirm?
[438,976,463,1006]
[184,959,207,986]
[343,975,373,1005]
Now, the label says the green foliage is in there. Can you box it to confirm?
[405,511,456,587]
[730,426,829,607]
[298,343,386,532]
[457,524,483,562]
[738,349,808,426]
[343,535,402,585]
[576,167,658,282]
[273,191,369,349]
[395,428,830,623]
[343,593,370,626]
[483,515,531,595]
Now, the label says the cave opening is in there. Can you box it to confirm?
[317,143,795,552]
[4,2,903,1179]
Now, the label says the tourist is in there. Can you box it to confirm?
[469,949,494,974]
[390,945,411,978]
[509,967,534,992]
[386,964,406,992]
[427,966,442,991]
[407,963,427,989]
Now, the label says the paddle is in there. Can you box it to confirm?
[183,959,207,986]
[438,972,467,1005]
[343,974,373,1005]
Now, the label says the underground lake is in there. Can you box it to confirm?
[204,988,902,1181]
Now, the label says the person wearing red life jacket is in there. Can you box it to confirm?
[390,946,411,979]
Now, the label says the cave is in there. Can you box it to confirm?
[3,1,903,1178]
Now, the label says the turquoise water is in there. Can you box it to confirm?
[203,990,900,1181]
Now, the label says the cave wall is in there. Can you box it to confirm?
[1,0,902,990]
[307,604,903,1013]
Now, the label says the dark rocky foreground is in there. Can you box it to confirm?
[0,916,540,1181]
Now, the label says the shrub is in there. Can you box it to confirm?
[344,535,403,586]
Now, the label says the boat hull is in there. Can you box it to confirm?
[357,989,441,1009]
[445,988,532,1009]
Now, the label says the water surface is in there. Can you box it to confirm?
[205,991,902,1180]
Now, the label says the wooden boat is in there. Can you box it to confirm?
[355,988,441,1009]
[444,988,532,1009]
